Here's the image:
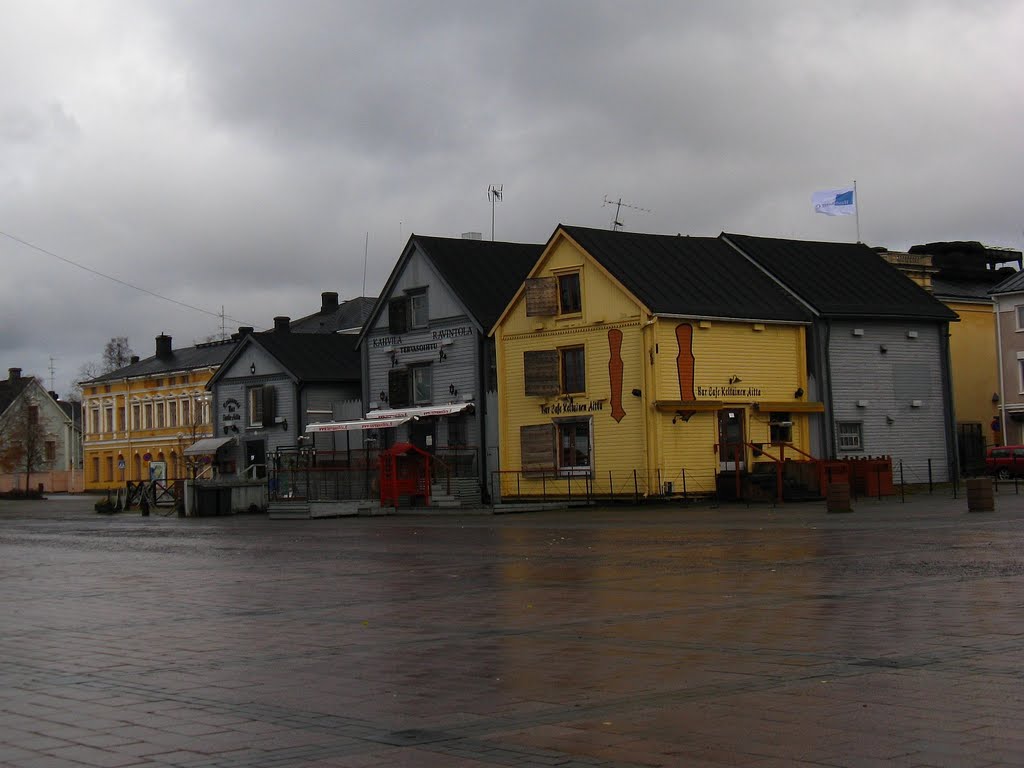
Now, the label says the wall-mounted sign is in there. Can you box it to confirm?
[696,385,764,398]
[541,399,604,415]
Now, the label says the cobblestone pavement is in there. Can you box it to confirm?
[2,490,1024,767]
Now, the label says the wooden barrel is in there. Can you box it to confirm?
[966,477,995,512]
[826,482,852,513]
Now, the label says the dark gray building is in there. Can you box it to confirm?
[723,234,959,483]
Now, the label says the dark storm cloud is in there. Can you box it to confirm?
[1,0,1022,398]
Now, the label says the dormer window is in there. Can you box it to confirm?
[558,273,581,314]
[389,289,429,333]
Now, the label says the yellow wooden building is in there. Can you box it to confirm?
[81,335,233,491]
[490,225,822,501]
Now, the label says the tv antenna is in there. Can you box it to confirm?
[48,356,57,392]
[487,184,503,241]
[603,195,651,231]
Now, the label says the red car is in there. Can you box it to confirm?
[986,445,1024,479]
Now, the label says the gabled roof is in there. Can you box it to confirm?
[559,225,809,322]
[357,235,544,347]
[210,331,362,387]
[0,374,32,416]
[289,296,376,333]
[84,340,236,384]
[989,269,1024,296]
[253,331,361,382]
[930,276,999,302]
[723,233,957,322]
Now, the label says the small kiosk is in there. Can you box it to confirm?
[379,442,432,508]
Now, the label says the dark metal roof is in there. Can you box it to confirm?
[83,339,236,384]
[560,226,809,322]
[0,374,32,416]
[723,233,957,321]
[253,331,361,382]
[930,276,998,302]
[289,296,376,334]
[415,235,544,331]
[990,269,1024,296]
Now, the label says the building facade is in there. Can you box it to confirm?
[726,234,959,483]
[80,335,233,491]
[990,269,1024,445]
[353,234,543,502]
[1,368,81,492]
[492,226,817,500]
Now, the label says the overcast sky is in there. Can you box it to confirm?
[3,0,1022,399]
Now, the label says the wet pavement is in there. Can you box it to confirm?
[1,491,1023,767]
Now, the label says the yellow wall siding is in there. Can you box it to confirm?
[946,300,998,428]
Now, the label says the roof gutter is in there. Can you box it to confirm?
[653,313,809,326]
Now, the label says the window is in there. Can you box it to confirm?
[117,407,125,431]
[558,273,581,314]
[561,347,586,394]
[448,417,467,448]
[837,422,863,451]
[1019,356,1024,394]
[167,400,177,428]
[411,365,432,404]
[769,412,792,443]
[28,405,39,425]
[154,400,165,429]
[104,405,114,432]
[248,386,275,428]
[131,403,140,430]
[557,419,592,474]
[90,407,100,434]
[181,398,191,426]
[1017,305,1024,330]
[409,290,428,328]
[388,289,428,333]
[45,441,56,462]
[143,403,153,429]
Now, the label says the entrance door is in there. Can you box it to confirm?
[409,418,436,454]
[718,409,746,471]
[245,439,267,479]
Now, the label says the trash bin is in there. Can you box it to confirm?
[966,477,994,512]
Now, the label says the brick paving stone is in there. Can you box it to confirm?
[3,494,1024,767]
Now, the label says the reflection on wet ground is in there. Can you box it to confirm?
[2,493,1023,766]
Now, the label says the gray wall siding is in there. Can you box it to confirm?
[302,384,363,452]
[371,248,464,332]
[213,375,296,468]
[829,320,951,482]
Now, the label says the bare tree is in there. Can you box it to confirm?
[102,337,134,373]
[0,395,48,493]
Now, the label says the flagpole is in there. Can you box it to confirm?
[854,179,861,243]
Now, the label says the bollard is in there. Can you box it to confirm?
[826,481,853,513]
[966,477,995,512]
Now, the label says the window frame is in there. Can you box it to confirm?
[1016,305,1024,331]
[248,386,264,428]
[560,346,586,394]
[836,421,863,452]
[409,289,429,329]
[557,272,582,315]
[556,417,592,476]
[769,412,793,444]
[410,364,432,405]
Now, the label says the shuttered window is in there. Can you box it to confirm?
[520,424,555,473]
[389,297,409,333]
[261,385,276,427]
[389,369,410,408]
[524,350,560,396]
[525,277,558,316]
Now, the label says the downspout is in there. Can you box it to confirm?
[477,332,489,503]
[995,300,1007,439]
[823,320,836,458]
[941,323,958,479]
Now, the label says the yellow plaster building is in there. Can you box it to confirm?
[491,226,822,500]
[81,335,233,491]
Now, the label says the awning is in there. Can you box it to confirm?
[364,402,474,420]
[755,401,826,413]
[184,436,235,456]
[654,400,724,413]
[306,417,411,433]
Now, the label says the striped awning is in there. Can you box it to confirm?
[305,417,411,433]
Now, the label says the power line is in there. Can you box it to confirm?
[0,229,254,326]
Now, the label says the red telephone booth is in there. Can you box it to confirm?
[379,442,432,509]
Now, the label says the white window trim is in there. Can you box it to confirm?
[556,416,593,476]
[836,421,863,452]
[1015,305,1024,331]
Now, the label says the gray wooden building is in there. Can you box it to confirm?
[353,234,543,503]
[206,320,362,476]
[723,234,959,483]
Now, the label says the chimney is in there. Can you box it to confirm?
[130,355,140,364]
[234,326,254,339]
[155,334,172,359]
[8,367,21,382]
[274,316,290,334]
[321,292,339,313]
[49,390,59,401]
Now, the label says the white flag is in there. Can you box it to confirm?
[812,187,856,216]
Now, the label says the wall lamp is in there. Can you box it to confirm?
[886,415,895,425]
[280,419,288,431]
[993,392,1001,403]
[631,388,642,397]
[728,375,742,384]
[250,363,256,375]
[449,383,458,398]
[794,387,804,399]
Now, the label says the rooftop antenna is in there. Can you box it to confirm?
[220,306,227,340]
[48,356,56,392]
[603,195,652,231]
[487,184,503,241]
[362,232,369,297]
